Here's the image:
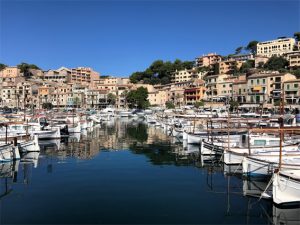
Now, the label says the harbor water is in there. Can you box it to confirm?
[0,118,298,224]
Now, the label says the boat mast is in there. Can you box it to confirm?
[279,83,285,169]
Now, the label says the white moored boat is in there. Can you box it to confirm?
[273,169,300,205]
[0,144,20,162]
[18,135,40,153]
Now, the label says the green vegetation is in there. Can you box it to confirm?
[107,93,117,105]
[126,87,149,109]
[212,63,220,75]
[73,97,80,108]
[294,32,300,42]
[165,101,175,109]
[0,63,7,71]
[291,69,300,78]
[194,100,204,108]
[239,60,255,73]
[245,40,259,55]
[42,102,53,110]
[229,100,239,112]
[235,46,243,55]
[264,56,289,71]
[126,123,148,143]
[129,59,194,85]
[17,62,40,78]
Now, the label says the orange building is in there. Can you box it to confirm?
[184,80,206,105]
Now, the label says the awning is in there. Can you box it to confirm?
[253,86,262,91]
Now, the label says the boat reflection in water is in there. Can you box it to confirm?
[242,178,272,198]
[273,205,300,225]
[0,119,299,224]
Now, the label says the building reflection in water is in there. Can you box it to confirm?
[0,118,299,225]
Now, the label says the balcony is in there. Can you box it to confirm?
[285,94,300,98]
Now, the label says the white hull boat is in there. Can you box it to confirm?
[32,128,61,140]
[242,154,300,178]
[273,170,300,205]
[68,122,81,133]
[18,135,40,152]
[0,144,20,162]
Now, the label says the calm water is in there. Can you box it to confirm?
[0,118,298,224]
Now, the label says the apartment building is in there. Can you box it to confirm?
[284,79,300,105]
[169,86,185,107]
[284,51,300,68]
[171,68,205,83]
[43,67,71,83]
[0,84,17,108]
[204,74,231,101]
[148,89,169,107]
[51,84,73,107]
[228,54,254,62]
[247,72,296,104]
[38,85,53,107]
[93,77,131,93]
[218,60,243,74]
[257,37,296,57]
[195,53,222,67]
[216,77,236,101]
[184,80,206,105]
[232,75,247,103]
[0,66,23,84]
[68,67,100,86]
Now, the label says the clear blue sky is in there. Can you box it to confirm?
[0,0,299,76]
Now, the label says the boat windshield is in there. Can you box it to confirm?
[253,140,266,146]
[29,118,39,123]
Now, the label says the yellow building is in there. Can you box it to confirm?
[171,68,205,83]
[257,37,296,57]
[148,89,168,107]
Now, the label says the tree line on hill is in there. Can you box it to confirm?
[129,32,300,83]
[129,59,194,85]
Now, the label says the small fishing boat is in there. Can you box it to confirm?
[0,144,20,162]
[18,135,40,153]
[273,169,300,205]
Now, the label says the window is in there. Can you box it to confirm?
[263,79,266,84]
[294,84,299,88]
[287,84,290,90]
[251,80,253,84]
[257,79,260,84]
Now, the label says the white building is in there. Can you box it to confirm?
[257,37,296,57]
